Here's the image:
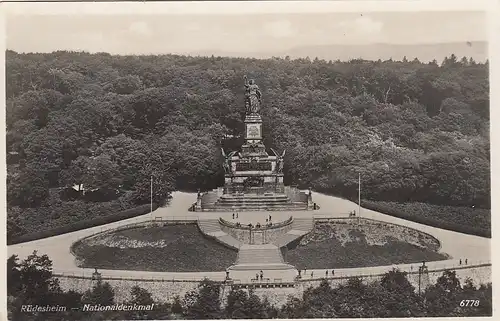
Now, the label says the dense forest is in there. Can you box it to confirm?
[7,252,492,320]
[5,50,490,239]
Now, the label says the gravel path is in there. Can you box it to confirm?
[7,191,490,282]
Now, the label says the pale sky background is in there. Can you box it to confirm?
[5,11,488,56]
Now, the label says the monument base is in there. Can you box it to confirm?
[193,186,316,212]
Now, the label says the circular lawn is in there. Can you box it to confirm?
[71,223,238,272]
[285,219,450,269]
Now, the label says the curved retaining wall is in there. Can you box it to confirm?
[312,217,442,252]
[70,218,198,258]
[219,217,293,244]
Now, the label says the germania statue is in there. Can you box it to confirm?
[244,75,262,115]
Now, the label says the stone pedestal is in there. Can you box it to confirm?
[191,79,318,212]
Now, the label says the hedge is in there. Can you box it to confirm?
[361,201,490,238]
[8,203,158,245]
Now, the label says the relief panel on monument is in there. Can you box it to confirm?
[243,177,264,187]
[236,161,272,171]
[246,124,262,139]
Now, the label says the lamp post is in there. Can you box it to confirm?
[418,261,426,296]
[150,175,153,221]
[358,173,361,217]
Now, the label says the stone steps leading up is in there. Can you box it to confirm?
[273,217,314,248]
[197,219,241,250]
[218,199,291,204]
[219,194,289,200]
[229,263,295,271]
[291,218,314,231]
[274,234,300,248]
[229,244,295,271]
[199,190,311,212]
[202,205,309,212]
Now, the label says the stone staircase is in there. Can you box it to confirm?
[197,219,241,250]
[209,193,308,212]
[273,218,314,248]
[228,244,295,271]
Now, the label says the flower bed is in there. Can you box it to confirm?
[72,223,238,272]
[285,219,449,269]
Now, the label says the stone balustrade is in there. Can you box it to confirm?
[219,217,294,245]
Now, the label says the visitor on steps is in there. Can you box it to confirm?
[311,271,314,278]
[465,258,468,265]
[232,213,235,219]
[326,270,328,277]
[460,259,462,265]
[256,273,259,281]
[332,269,334,276]
[236,213,239,218]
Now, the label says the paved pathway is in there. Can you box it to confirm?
[8,191,491,283]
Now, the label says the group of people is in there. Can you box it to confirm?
[297,268,335,279]
[231,214,275,229]
[349,210,357,217]
[255,270,265,281]
[459,258,469,265]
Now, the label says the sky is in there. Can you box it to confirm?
[3,2,490,56]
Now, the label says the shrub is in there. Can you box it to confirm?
[362,201,490,238]
[8,203,158,245]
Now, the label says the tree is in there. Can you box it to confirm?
[82,155,123,192]
[5,50,491,239]
[82,280,115,305]
[424,270,463,316]
[127,286,155,319]
[110,75,143,94]
[225,289,270,319]
[183,279,223,319]
[380,269,424,317]
[7,255,22,296]
[7,164,50,207]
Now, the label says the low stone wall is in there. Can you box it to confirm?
[296,264,492,295]
[285,186,306,203]
[56,264,491,308]
[201,191,219,207]
[56,276,200,303]
[219,217,293,244]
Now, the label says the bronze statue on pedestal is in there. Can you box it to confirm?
[244,75,262,115]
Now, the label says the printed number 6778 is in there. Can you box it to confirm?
[460,300,479,307]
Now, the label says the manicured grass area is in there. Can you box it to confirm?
[362,200,491,238]
[72,224,237,272]
[285,222,448,269]
[7,189,146,244]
